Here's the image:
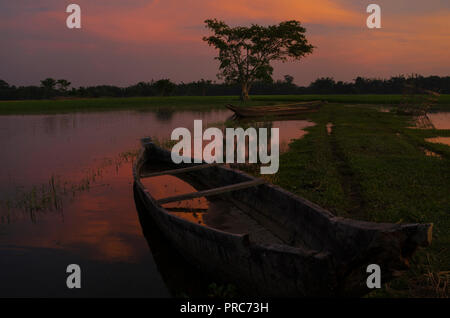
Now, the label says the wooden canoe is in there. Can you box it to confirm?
[226,101,323,118]
[133,138,432,297]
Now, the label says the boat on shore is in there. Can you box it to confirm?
[226,101,324,118]
[133,138,432,297]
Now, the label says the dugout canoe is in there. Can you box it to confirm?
[133,138,432,297]
[225,101,323,118]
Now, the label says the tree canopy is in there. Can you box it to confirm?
[40,78,57,90]
[203,19,314,100]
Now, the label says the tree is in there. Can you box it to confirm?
[196,79,213,96]
[40,78,57,90]
[153,79,176,96]
[56,79,71,92]
[309,77,335,94]
[0,79,9,89]
[284,75,294,85]
[203,19,314,101]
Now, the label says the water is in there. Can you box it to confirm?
[423,112,450,147]
[426,137,450,147]
[427,112,450,130]
[0,109,314,297]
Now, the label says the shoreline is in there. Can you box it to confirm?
[0,94,449,115]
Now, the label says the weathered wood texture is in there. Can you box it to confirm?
[156,179,265,204]
[140,163,219,178]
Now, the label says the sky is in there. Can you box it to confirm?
[0,0,449,87]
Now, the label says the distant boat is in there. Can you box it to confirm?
[133,138,432,297]
[226,101,324,118]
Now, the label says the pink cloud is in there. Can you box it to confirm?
[1,1,448,86]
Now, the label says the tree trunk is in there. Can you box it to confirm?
[240,82,249,101]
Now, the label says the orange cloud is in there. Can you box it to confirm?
[209,0,361,25]
[71,0,362,45]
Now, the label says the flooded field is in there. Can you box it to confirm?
[0,109,313,297]
[414,111,450,130]
[426,112,450,148]
[426,137,450,146]
[427,112,450,130]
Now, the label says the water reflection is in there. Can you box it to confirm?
[413,112,450,129]
[417,112,450,150]
[0,108,316,297]
[426,137,450,147]
[0,109,229,297]
[270,120,315,152]
[155,109,175,122]
[0,110,229,197]
[139,119,315,231]
[326,123,333,135]
[227,119,315,154]
[142,175,208,225]
[422,147,442,158]
[427,112,450,130]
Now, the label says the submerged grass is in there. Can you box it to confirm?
[0,94,449,115]
[268,103,449,297]
[0,149,140,224]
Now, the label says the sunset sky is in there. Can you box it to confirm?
[1,0,449,87]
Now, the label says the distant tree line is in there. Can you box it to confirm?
[0,75,448,100]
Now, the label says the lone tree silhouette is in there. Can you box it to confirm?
[203,19,314,101]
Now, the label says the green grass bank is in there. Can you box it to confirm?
[268,104,449,297]
[1,94,449,114]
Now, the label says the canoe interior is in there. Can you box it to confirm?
[139,160,270,235]
[137,143,431,258]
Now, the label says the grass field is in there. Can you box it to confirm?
[0,94,449,114]
[264,104,450,297]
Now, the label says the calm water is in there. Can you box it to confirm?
[0,109,314,297]
[426,112,450,146]
[428,112,450,130]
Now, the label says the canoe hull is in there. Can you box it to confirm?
[134,146,336,297]
[133,141,432,297]
[226,101,323,118]
[134,186,337,297]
